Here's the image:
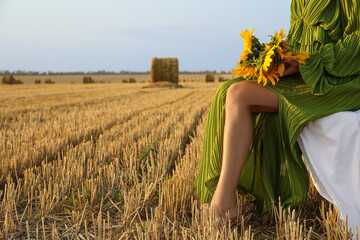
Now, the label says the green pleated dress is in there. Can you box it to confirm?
[194,0,360,215]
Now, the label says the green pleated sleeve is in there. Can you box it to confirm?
[299,0,360,95]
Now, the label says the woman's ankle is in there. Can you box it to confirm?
[211,190,237,210]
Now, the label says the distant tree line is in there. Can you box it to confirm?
[180,70,231,74]
[0,70,149,75]
[0,70,232,76]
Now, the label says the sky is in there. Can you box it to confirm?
[0,0,291,72]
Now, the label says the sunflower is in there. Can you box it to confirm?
[262,46,275,72]
[257,69,268,85]
[240,29,256,61]
[265,69,280,85]
[233,29,310,86]
[257,45,282,85]
[277,44,292,60]
[257,66,279,86]
[276,29,286,45]
[232,64,257,79]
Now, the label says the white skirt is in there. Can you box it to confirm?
[298,109,360,234]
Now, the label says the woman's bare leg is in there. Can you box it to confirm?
[209,81,279,222]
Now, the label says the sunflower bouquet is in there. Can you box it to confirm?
[232,29,310,86]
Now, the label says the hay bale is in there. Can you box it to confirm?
[205,73,215,82]
[143,81,183,89]
[83,76,95,84]
[151,57,179,84]
[44,79,55,84]
[129,78,136,83]
[2,75,16,84]
[122,79,128,83]
[35,79,41,84]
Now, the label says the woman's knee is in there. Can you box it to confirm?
[226,81,255,107]
[213,79,241,103]
[226,81,279,113]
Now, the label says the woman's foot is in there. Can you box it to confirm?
[200,195,240,230]
[210,191,239,226]
[210,201,239,226]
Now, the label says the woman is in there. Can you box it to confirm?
[194,0,360,225]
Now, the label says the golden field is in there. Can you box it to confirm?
[0,80,357,239]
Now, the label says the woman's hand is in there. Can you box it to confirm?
[282,58,300,77]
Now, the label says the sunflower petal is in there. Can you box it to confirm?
[267,74,276,85]
[278,63,285,77]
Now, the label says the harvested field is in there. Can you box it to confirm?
[0,82,357,239]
